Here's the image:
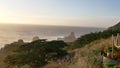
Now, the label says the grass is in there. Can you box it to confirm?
[65,38,112,68]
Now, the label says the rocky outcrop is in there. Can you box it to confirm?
[58,32,76,42]
[32,36,40,41]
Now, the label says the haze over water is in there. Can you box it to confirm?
[0,24,105,48]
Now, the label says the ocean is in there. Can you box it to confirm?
[0,24,105,48]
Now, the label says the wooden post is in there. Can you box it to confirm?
[117,34,120,46]
[116,34,119,46]
[112,35,114,58]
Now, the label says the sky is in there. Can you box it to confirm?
[0,0,120,27]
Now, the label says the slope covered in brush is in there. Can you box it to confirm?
[108,22,120,30]
[72,22,120,49]
[66,38,112,68]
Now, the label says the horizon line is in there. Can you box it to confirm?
[0,22,106,28]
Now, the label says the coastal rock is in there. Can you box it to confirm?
[18,39,24,44]
[58,32,76,42]
[32,36,40,41]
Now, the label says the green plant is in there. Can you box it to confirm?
[105,46,112,53]
[114,65,120,68]
[105,63,116,68]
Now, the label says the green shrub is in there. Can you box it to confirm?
[114,66,120,68]
[105,63,116,68]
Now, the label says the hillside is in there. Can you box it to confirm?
[43,38,112,68]
[0,40,68,68]
[73,22,120,49]
[0,40,25,68]
[108,22,120,30]
[0,37,114,68]
[65,38,112,68]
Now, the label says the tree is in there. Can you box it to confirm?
[4,40,68,68]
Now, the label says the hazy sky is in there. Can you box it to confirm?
[0,0,120,27]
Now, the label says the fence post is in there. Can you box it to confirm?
[116,34,119,46]
[117,34,120,46]
[112,35,114,58]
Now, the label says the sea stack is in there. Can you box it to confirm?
[32,36,40,41]
[64,32,76,42]
[58,32,76,42]
[18,39,24,44]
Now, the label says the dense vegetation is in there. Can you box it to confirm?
[4,40,68,68]
[72,30,120,49]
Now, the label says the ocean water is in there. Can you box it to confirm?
[0,24,105,48]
